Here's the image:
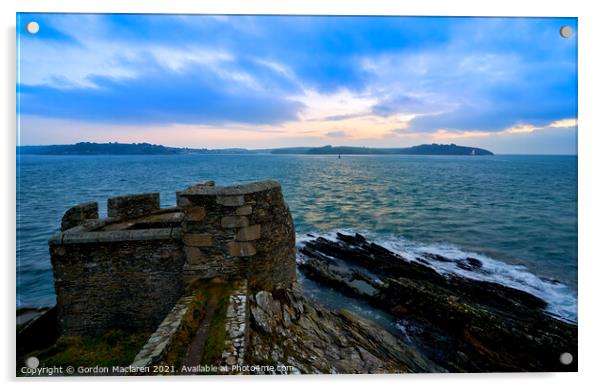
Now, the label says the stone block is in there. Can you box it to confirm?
[184,246,203,265]
[182,274,201,286]
[228,241,256,257]
[176,194,192,207]
[107,193,160,219]
[236,225,261,241]
[217,195,245,207]
[61,202,99,231]
[183,233,213,247]
[184,207,206,222]
[221,216,249,228]
[235,205,253,216]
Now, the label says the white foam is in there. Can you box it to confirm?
[296,230,578,323]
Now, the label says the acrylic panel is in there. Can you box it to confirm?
[16,13,578,376]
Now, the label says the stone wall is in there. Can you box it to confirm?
[49,229,185,336]
[49,179,296,337]
[177,180,297,291]
[108,193,160,220]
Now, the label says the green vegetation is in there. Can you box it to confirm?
[162,290,208,368]
[299,144,494,155]
[17,142,494,156]
[17,142,250,155]
[19,279,235,376]
[162,279,233,371]
[200,286,231,366]
[30,329,150,368]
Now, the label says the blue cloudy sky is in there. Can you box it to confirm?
[17,14,577,153]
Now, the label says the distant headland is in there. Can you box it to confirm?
[17,142,494,156]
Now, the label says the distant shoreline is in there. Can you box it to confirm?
[17,142,494,156]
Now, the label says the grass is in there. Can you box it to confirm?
[162,289,208,368]
[162,279,233,370]
[200,288,230,366]
[19,278,235,376]
[28,329,150,368]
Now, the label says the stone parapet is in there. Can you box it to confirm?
[177,180,296,291]
[178,180,281,197]
[61,202,99,231]
[108,193,160,220]
[49,179,295,338]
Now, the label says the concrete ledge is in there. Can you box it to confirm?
[180,180,280,196]
[51,228,182,245]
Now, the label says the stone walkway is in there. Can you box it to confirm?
[181,300,217,367]
[131,295,193,368]
[130,280,251,371]
[221,280,249,367]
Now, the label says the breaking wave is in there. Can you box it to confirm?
[296,229,577,323]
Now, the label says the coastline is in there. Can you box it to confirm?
[16,177,577,373]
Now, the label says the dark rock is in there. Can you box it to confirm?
[457,257,483,271]
[297,232,577,372]
[247,285,444,374]
[422,253,454,263]
[542,277,562,284]
[17,306,59,357]
[466,257,483,268]
[414,257,431,265]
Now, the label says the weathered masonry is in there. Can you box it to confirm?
[49,180,296,337]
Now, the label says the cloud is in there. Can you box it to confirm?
[425,118,577,140]
[291,89,376,122]
[372,94,439,116]
[19,64,305,125]
[16,14,578,153]
[359,17,577,134]
[550,118,578,128]
[326,131,348,138]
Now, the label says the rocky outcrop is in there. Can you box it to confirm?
[247,285,444,374]
[36,179,576,374]
[298,232,578,372]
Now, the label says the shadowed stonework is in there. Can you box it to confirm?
[49,180,296,338]
[177,180,296,291]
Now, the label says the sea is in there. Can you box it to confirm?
[16,154,578,324]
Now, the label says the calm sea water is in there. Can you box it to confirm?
[16,154,578,321]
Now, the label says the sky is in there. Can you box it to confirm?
[17,14,578,154]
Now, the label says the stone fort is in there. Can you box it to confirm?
[49,180,296,341]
